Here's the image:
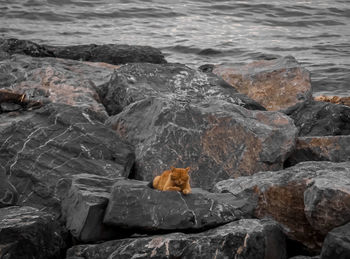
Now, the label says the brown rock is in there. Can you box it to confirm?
[214,161,350,252]
[286,136,350,166]
[314,95,350,107]
[212,56,312,112]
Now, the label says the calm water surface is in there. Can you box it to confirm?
[1,0,349,96]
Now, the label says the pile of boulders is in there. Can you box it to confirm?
[0,38,349,259]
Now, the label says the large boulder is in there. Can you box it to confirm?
[320,222,350,259]
[103,178,255,232]
[212,56,312,113]
[285,136,350,166]
[0,54,119,115]
[105,63,297,190]
[67,219,286,259]
[214,161,350,252]
[59,174,127,243]
[0,38,167,64]
[0,206,66,259]
[288,100,350,136]
[0,103,135,214]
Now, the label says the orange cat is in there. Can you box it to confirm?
[152,166,191,195]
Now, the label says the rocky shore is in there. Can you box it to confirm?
[0,38,349,259]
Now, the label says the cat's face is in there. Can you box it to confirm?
[170,167,190,186]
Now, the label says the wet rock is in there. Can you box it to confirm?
[0,38,167,64]
[0,165,18,207]
[59,174,127,243]
[288,100,350,136]
[108,96,297,190]
[0,103,135,215]
[0,206,65,259]
[212,56,312,113]
[67,219,286,259]
[214,161,350,252]
[320,222,350,259]
[98,62,265,116]
[285,136,350,166]
[103,178,255,232]
[0,54,118,116]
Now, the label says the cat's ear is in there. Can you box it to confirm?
[170,166,175,172]
[185,167,190,173]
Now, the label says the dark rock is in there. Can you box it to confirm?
[0,38,167,64]
[289,256,319,259]
[108,96,297,190]
[59,173,127,242]
[285,136,350,166]
[0,54,119,116]
[103,178,255,232]
[98,62,265,116]
[214,161,350,252]
[0,103,135,215]
[288,100,350,136]
[0,165,18,207]
[0,206,66,259]
[212,56,313,113]
[1,102,22,112]
[320,222,350,259]
[67,219,287,259]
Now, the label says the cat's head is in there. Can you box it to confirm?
[170,166,190,186]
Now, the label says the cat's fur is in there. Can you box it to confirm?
[152,166,191,195]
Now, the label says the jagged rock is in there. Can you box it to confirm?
[0,38,167,64]
[103,62,297,190]
[67,219,286,259]
[59,174,127,242]
[108,96,297,190]
[0,54,118,116]
[285,136,350,166]
[0,206,66,259]
[314,95,350,107]
[0,165,18,207]
[288,100,350,136]
[212,56,312,113]
[320,222,350,259]
[103,178,255,231]
[214,161,350,252]
[0,103,135,215]
[98,62,265,115]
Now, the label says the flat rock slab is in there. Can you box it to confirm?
[108,96,297,190]
[59,174,129,242]
[320,222,350,259]
[67,219,286,259]
[0,54,120,115]
[0,38,167,64]
[0,206,65,259]
[0,103,135,214]
[103,179,255,232]
[212,56,312,113]
[288,100,350,136]
[286,136,350,166]
[214,161,350,252]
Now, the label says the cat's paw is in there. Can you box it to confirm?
[182,189,191,195]
[166,186,181,191]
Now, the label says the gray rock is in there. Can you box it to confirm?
[59,174,127,242]
[214,161,350,252]
[0,165,18,207]
[0,206,65,259]
[0,38,167,64]
[320,222,350,259]
[103,178,255,231]
[285,136,350,166]
[288,100,350,136]
[67,219,287,259]
[0,103,135,215]
[108,96,297,190]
